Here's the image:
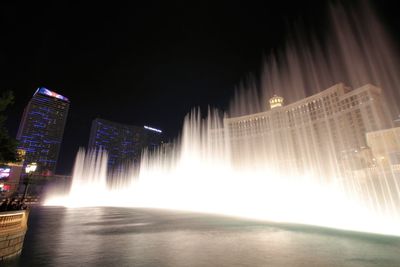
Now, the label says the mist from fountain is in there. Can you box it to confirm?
[45,3,400,236]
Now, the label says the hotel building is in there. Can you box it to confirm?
[17,88,70,175]
[224,83,392,178]
[88,118,163,169]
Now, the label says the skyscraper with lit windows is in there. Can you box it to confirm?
[17,87,70,175]
[88,118,163,169]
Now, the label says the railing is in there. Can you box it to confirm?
[0,210,29,260]
[0,210,29,233]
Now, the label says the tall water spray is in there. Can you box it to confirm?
[46,4,400,236]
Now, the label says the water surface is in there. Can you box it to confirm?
[4,207,400,266]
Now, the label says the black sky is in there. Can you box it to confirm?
[1,1,399,174]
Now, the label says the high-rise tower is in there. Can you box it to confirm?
[17,87,70,175]
[88,118,163,169]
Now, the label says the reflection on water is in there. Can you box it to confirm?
[4,207,400,267]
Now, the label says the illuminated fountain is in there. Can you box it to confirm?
[45,4,400,236]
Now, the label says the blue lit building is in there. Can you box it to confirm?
[16,87,70,175]
[88,118,163,168]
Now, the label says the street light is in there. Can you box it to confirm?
[23,162,37,199]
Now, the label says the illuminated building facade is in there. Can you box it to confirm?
[366,127,400,172]
[88,118,163,168]
[0,149,26,196]
[224,83,392,177]
[0,163,23,197]
[16,88,70,175]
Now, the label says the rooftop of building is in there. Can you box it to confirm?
[93,118,163,134]
[34,87,70,103]
[226,83,381,122]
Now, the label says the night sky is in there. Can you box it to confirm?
[1,1,399,174]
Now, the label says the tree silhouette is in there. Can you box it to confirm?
[0,91,18,163]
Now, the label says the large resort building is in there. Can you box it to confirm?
[88,118,163,169]
[224,83,393,179]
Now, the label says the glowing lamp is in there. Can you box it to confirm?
[25,162,37,174]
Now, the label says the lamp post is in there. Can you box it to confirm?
[23,163,37,200]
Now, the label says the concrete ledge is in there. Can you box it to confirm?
[0,210,29,261]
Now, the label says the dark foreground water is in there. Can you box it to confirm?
[3,206,400,267]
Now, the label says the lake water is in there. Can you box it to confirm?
[3,206,400,266]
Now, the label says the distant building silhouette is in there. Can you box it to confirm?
[17,87,70,175]
[88,118,163,169]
